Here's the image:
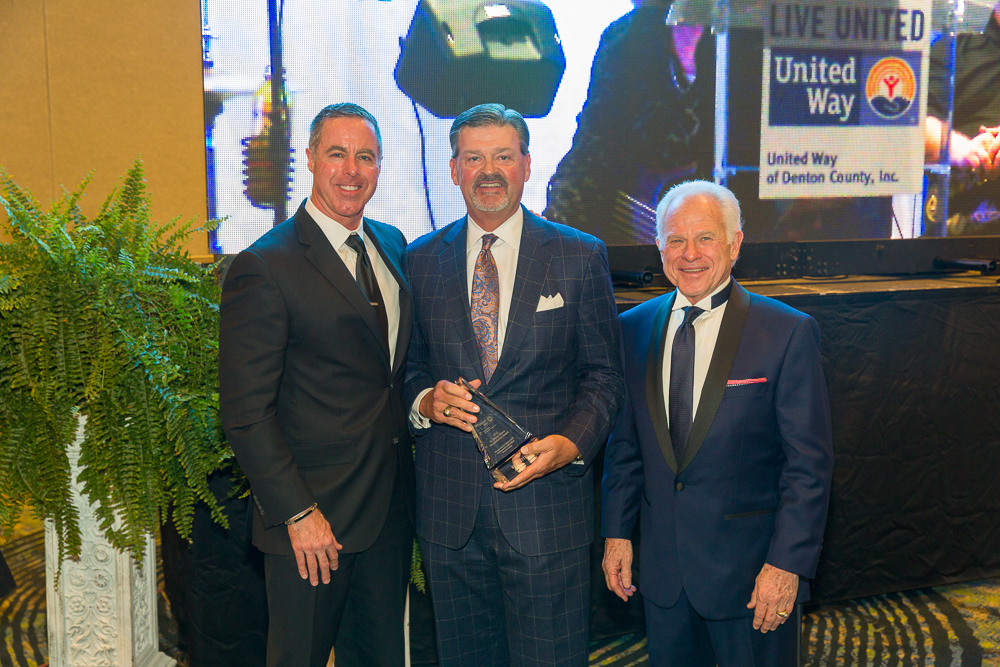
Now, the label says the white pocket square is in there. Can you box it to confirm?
[536,293,565,312]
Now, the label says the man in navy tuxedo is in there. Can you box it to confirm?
[403,104,623,667]
[601,180,833,666]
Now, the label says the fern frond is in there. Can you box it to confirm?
[0,160,229,565]
[410,539,427,594]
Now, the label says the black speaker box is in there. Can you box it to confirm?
[395,0,566,118]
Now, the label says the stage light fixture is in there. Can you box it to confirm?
[395,0,566,118]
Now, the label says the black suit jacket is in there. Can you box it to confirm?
[220,203,415,556]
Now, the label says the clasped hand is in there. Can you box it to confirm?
[955,125,1000,174]
[419,378,581,491]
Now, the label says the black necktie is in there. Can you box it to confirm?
[669,305,704,461]
[345,233,389,346]
[667,282,733,461]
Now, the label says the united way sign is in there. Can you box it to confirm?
[759,0,930,198]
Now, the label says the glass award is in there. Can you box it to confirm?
[458,378,537,484]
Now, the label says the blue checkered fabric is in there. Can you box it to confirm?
[403,209,624,557]
[421,472,590,667]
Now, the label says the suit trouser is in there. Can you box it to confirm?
[421,473,590,667]
[263,471,413,667]
[0,547,15,599]
[644,589,799,667]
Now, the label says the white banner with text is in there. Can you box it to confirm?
[759,0,931,198]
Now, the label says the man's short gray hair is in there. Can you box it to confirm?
[449,103,529,159]
[308,103,383,157]
[655,180,743,244]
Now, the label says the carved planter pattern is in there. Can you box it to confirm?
[44,418,175,667]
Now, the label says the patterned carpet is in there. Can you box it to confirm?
[2,525,998,666]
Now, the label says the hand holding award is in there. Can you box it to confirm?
[457,378,538,484]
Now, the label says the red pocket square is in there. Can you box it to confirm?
[727,378,767,386]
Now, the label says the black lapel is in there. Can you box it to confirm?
[363,219,411,377]
[488,209,552,390]
[297,208,390,368]
[645,291,679,474]
[677,280,751,474]
[439,218,485,382]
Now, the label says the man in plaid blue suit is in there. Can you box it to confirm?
[403,104,624,667]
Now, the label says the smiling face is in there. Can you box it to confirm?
[306,116,381,230]
[658,194,743,303]
[450,124,530,231]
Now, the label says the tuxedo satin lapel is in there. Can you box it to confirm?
[440,218,485,382]
[678,280,751,474]
[646,292,678,474]
[488,213,552,390]
[297,212,390,368]
[363,220,408,375]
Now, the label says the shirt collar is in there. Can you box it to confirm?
[673,276,732,312]
[306,197,364,249]
[466,207,523,256]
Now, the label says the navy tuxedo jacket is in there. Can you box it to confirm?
[403,208,624,556]
[220,204,415,556]
[602,280,833,619]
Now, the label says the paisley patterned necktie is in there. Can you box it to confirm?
[471,234,500,383]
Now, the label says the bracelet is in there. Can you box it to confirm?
[284,503,318,526]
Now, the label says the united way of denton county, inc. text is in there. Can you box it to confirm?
[764,151,900,186]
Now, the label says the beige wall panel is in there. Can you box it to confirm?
[44,0,210,259]
[0,0,55,207]
[1,0,211,259]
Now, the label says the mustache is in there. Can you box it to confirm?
[474,173,508,188]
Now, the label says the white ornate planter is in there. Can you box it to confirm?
[44,418,176,667]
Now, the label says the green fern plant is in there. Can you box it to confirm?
[0,160,230,566]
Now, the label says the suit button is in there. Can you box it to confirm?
[675,482,684,491]
[392,437,399,445]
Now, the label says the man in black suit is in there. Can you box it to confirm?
[220,103,414,667]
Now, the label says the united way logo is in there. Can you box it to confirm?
[767,48,920,127]
[865,57,916,119]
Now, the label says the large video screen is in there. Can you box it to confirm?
[204,0,635,254]
[201,0,1000,254]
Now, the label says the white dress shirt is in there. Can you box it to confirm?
[306,198,401,368]
[410,208,524,427]
[662,277,732,426]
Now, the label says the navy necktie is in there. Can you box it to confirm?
[345,233,389,346]
[669,305,704,461]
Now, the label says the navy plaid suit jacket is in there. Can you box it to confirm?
[403,207,624,556]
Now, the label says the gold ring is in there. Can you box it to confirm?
[776,611,789,618]
[443,406,452,418]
